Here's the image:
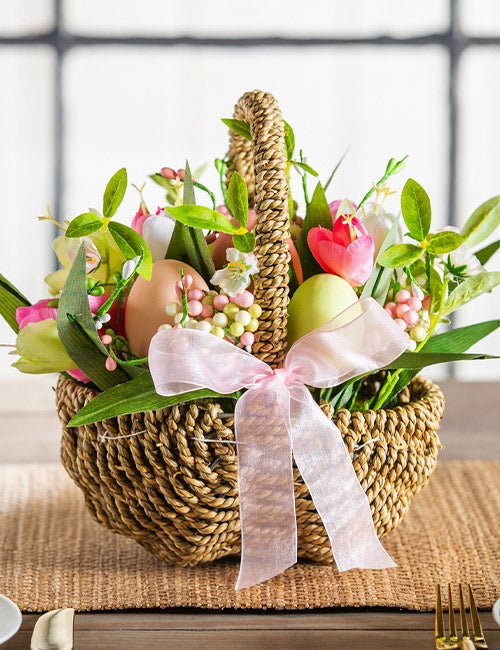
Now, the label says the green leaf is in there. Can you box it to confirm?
[226,171,248,228]
[0,273,31,333]
[429,265,445,315]
[68,371,238,425]
[65,212,103,238]
[149,172,172,190]
[182,160,196,205]
[443,271,500,315]
[103,168,127,218]
[377,243,423,268]
[165,220,188,263]
[298,182,334,280]
[284,120,295,160]
[56,243,132,390]
[166,205,239,234]
[323,147,349,192]
[461,195,500,247]
[383,350,498,370]
[163,167,215,280]
[165,221,215,281]
[475,239,500,265]
[384,319,500,403]
[424,319,500,353]
[221,118,252,140]
[107,221,152,280]
[233,231,255,253]
[401,178,431,241]
[328,379,357,412]
[293,161,319,177]
[426,230,464,254]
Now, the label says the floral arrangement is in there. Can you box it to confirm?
[1,119,499,427]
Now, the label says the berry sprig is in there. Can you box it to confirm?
[384,286,431,349]
[164,287,262,351]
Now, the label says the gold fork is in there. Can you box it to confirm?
[435,584,489,649]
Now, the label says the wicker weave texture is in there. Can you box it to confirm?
[57,374,444,566]
[226,91,290,368]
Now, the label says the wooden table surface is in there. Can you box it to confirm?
[1,376,499,649]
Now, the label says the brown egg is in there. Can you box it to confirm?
[124,259,209,358]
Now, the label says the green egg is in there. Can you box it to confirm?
[287,274,359,345]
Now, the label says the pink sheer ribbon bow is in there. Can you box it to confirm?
[149,298,409,589]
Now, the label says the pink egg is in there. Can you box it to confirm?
[124,259,209,358]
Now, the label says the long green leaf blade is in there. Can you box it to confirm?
[389,319,500,399]
[182,161,196,205]
[383,350,498,370]
[56,243,132,390]
[165,220,215,280]
[283,120,295,160]
[0,273,31,333]
[298,182,333,280]
[68,372,238,425]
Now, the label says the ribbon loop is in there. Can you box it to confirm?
[149,298,409,589]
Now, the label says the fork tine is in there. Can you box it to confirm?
[448,584,458,644]
[469,585,488,647]
[459,584,472,641]
[436,584,445,642]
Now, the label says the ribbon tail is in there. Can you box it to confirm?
[289,385,396,571]
[234,385,297,589]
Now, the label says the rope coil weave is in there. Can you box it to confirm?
[57,90,445,568]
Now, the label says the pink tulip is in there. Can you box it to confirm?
[131,206,149,236]
[307,212,375,288]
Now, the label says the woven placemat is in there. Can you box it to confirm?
[0,461,498,612]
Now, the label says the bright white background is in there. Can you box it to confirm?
[0,1,499,385]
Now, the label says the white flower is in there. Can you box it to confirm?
[142,209,176,262]
[210,248,259,297]
[361,202,402,257]
[121,256,141,280]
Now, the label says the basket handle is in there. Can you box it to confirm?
[226,90,290,368]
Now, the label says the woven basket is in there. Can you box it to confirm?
[56,90,445,567]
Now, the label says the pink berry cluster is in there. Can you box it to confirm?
[384,287,431,347]
[163,275,262,350]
